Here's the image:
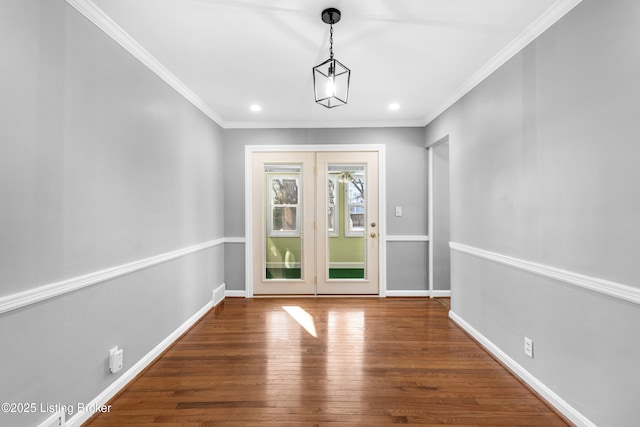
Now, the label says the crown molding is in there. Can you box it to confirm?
[65,0,226,127]
[66,0,422,131]
[422,0,584,126]
[66,0,582,130]
[223,119,426,129]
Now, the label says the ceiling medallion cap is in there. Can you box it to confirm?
[321,8,341,25]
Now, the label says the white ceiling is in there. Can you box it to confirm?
[83,0,580,128]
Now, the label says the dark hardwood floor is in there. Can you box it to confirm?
[85,297,569,426]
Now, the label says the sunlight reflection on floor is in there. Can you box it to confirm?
[282,305,318,337]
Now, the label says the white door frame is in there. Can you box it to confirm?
[427,135,451,298]
[245,144,386,298]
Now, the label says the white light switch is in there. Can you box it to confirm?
[395,206,402,217]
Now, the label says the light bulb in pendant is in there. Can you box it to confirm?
[325,63,335,97]
[325,76,335,97]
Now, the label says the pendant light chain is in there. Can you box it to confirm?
[329,22,334,59]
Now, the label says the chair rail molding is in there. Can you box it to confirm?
[450,242,640,305]
[386,235,429,242]
[0,238,225,315]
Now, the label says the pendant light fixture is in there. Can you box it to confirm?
[313,8,350,108]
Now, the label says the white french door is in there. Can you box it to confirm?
[251,150,379,295]
[316,151,379,294]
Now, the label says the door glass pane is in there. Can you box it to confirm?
[265,165,302,280]
[327,164,366,280]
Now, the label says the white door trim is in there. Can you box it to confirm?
[427,135,449,298]
[245,144,386,298]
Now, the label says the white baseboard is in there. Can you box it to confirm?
[385,290,450,298]
[37,411,65,427]
[225,290,247,298]
[223,290,445,298]
[66,300,214,427]
[431,290,451,297]
[386,290,430,297]
[213,283,226,306]
[448,310,596,427]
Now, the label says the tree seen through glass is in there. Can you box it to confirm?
[272,178,298,231]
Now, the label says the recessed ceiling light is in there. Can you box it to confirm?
[250,104,262,112]
[388,103,400,111]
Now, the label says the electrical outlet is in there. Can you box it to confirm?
[524,337,534,358]
[109,346,124,373]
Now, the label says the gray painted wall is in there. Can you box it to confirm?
[0,1,224,425]
[222,128,429,292]
[425,0,640,425]
[386,242,429,291]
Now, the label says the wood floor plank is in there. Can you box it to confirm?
[85,298,570,426]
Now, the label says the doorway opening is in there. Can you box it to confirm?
[428,137,451,296]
